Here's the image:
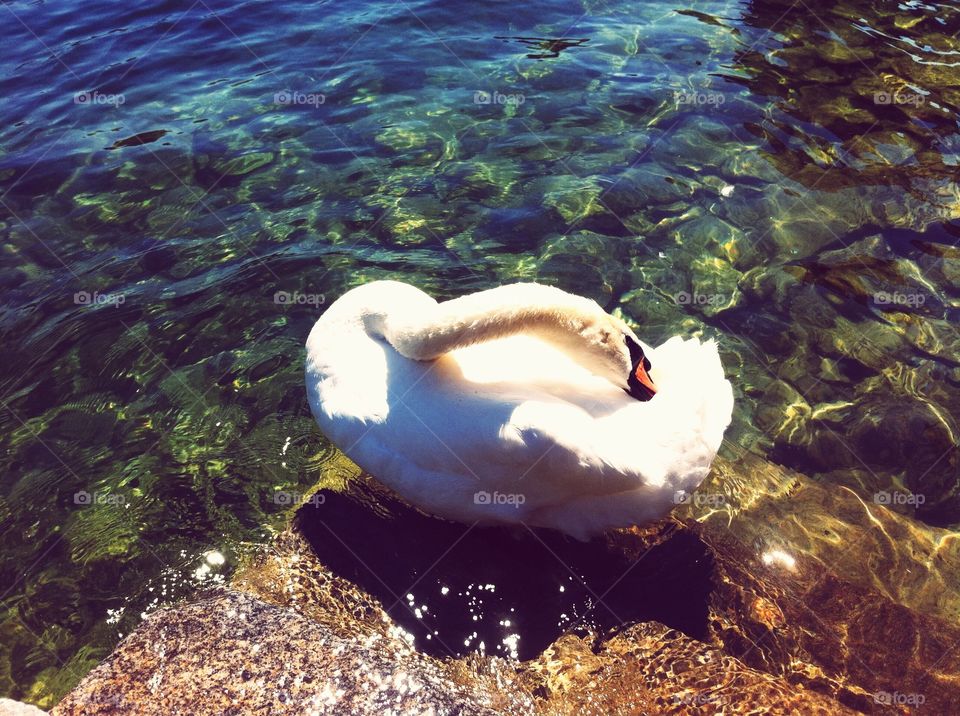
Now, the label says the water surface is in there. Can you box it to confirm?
[1,0,959,705]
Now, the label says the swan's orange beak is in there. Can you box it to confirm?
[624,337,657,401]
[634,362,657,397]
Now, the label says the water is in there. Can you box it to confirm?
[1,0,959,706]
[295,483,713,661]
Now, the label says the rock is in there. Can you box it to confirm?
[211,151,275,178]
[536,231,629,305]
[601,165,693,215]
[690,450,960,638]
[618,284,689,343]
[0,699,47,716]
[651,117,739,170]
[522,623,857,715]
[49,531,857,716]
[51,589,525,716]
[674,213,747,263]
[688,253,743,317]
[48,455,960,715]
[720,151,785,184]
[540,176,606,224]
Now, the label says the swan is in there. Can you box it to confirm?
[305,281,733,540]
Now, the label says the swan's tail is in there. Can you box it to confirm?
[526,483,678,541]
[651,336,734,493]
[527,337,733,540]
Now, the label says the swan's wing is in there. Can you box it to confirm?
[349,360,646,520]
[331,334,732,535]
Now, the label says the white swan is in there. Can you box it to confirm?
[305,281,733,540]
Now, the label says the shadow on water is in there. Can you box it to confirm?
[295,485,713,660]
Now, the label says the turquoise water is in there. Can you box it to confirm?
[2,0,960,705]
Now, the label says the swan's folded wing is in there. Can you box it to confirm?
[367,385,646,509]
[336,335,732,531]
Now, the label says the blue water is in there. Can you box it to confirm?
[2,0,960,705]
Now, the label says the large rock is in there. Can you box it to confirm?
[50,546,853,716]
[0,700,47,716]
[50,451,960,715]
[52,589,527,716]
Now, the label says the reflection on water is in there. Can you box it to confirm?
[0,0,958,706]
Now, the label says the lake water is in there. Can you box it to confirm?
[2,0,959,706]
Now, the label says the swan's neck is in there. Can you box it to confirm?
[366,283,611,362]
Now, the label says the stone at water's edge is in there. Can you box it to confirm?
[51,590,524,716]
[49,451,960,715]
[49,589,852,716]
[0,699,47,716]
[686,449,960,714]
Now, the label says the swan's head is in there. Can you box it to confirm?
[624,334,658,401]
[576,315,658,402]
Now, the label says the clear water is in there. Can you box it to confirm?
[1,0,959,706]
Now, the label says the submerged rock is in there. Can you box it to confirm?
[49,449,960,714]
[107,130,169,150]
[52,589,526,716]
[210,151,275,178]
[536,231,630,305]
[523,622,855,715]
[49,535,852,716]
[0,700,47,716]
